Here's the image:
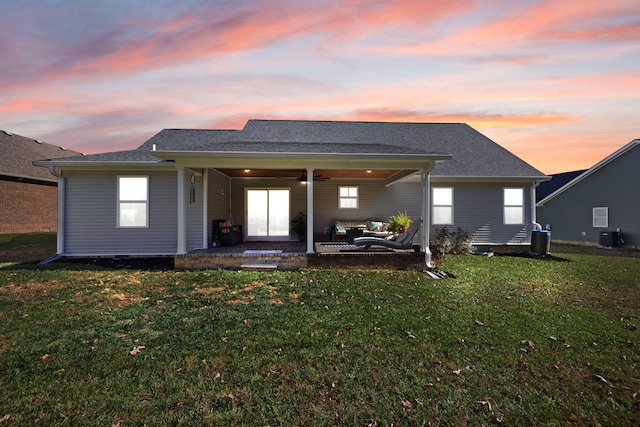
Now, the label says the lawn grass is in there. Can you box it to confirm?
[0,232,57,265]
[0,247,638,425]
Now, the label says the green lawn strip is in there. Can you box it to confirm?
[0,232,57,264]
[0,256,638,425]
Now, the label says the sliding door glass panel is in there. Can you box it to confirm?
[247,190,268,236]
[268,189,290,236]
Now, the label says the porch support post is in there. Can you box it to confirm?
[422,166,434,269]
[306,167,315,254]
[202,169,209,249]
[177,166,187,254]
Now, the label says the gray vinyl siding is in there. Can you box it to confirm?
[537,145,640,246]
[63,170,178,255]
[431,182,532,245]
[207,169,231,244]
[186,173,205,251]
[224,178,534,246]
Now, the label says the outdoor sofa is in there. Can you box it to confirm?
[331,220,393,241]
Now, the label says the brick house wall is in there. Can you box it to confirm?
[0,179,58,234]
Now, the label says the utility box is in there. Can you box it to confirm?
[599,231,620,248]
[531,230,551,255]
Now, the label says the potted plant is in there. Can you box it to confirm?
[290,212,306,241]
[387,211,412,234]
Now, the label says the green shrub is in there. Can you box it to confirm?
[431,226,474,255]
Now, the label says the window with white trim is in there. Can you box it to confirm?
[338,186,359,209]
[432,187,453,224]
[504,188,524,225]
[593,207,608,228]
[118,176,148,227]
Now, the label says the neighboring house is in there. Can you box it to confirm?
[0,130,82,234]
[537,139,640,248]
[535,170,586,203]
[34,119,547,263]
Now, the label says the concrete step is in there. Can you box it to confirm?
[240,263,279,271]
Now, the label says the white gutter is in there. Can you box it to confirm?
[531,181,541,227]
[48,166,64,255]
[421,163,435,269]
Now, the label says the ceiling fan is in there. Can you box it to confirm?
[293,170,329,182]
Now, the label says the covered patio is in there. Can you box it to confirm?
[175,239,424,271]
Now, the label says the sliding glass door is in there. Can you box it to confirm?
[246,188,290,239]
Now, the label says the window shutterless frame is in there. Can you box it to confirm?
[338,186,359,209]
[503,188,524,225]
[117,176,149,228]
[593,207,608,228]
[432,187,453,225]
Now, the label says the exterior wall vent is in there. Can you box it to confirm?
[2,130,13,136]
[35,139,43,144]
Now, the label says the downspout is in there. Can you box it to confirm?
[422,164,435,269]
[48,166,64,255]
[530,181,540,234]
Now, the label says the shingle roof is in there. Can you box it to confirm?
[36,119,547,179]
[536,169,587,202]
[0,130,83,182]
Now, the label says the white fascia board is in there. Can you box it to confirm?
[156,150,452,169]
[430,175,550,183]
[32,160,175,171]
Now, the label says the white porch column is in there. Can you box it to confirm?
[306,167,314,254]
[422,167,433,268]
[202,169,209,249]
[177,167,187,254]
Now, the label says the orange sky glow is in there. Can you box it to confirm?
[1,0,639,174]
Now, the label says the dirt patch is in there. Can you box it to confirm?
[0,282,64,297]
[55,257,175,271]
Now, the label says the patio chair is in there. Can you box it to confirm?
[353,219,422,250]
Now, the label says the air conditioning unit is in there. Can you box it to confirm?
[599,231,620,248]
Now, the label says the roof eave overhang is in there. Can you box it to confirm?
[431,175,550,183]
[32,160,175,170]
[151,150,452,169]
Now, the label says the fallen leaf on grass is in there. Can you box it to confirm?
[40,354,49,360]
[452,369,461,375]
[129,345,145,355]
[475,320,484,326]
[213,372,221,380]
[0,414,11,423]
[405,331,416,339]
[477,400,492,411]
[402,400,412,408]
[595,375,614,388]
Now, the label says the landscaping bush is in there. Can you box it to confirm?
[431,226,474,255]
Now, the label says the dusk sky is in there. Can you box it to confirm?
[1,0,639,174]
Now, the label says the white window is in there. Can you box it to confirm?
[339,186,359,209]
[118,176,148,227]
[433,187,453,224]
[504,188,524,225]
[593,207,608,228]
